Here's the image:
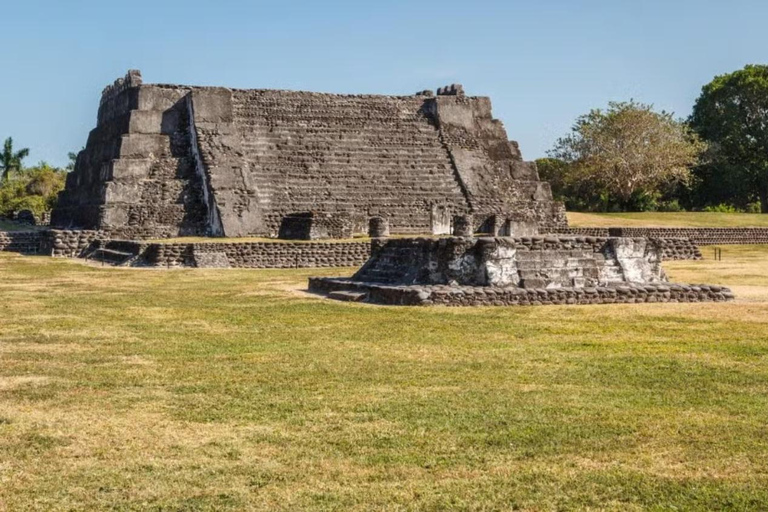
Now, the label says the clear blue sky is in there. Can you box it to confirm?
[1,0,766,167]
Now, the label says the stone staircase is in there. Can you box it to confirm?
[598,245,626,283]
[355,242,425,284]
[231,91,467,234]
[515,249,601,288]
[84,240,145,266]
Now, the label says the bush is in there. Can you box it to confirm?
[702,203,741,213]
[658,199,685,212]
[0,162,66,217]
[746,202,762,214]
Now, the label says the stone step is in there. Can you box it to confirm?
[118,134,172,159]
[327,290,367,302]
[88,248,135,265]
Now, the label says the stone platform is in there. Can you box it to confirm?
[308,236,733,306]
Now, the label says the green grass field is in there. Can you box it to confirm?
[568,211,768,227]
[0,220,44,232]
[1,247,768,510]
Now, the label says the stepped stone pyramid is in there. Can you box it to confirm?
[52,70,567,239]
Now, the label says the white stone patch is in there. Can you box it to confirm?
[611,238,666,283]
[484,245,519,286]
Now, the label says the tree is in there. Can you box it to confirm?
[66,150,81,172]
[690,65,768,212]
[549,101,705,210]
[536,157,612,211]
[0,161,67,217]
[0,137,30,182]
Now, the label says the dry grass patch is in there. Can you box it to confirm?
[568,211,768,227]
[0,247,767,510]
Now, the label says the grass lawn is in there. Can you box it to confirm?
[1,248,768,510]
[0,220,43,232]
[568,211,768,228]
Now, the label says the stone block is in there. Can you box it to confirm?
[100,205,130,227]
[510,161,539,181]
[118,134,171,158]
[136,85,188,112]
[106,159,152,181]
[190,88,233,123]
[192,250,230,268]
[127,111,164,134]
[452,215,473,237]
[369,217,390,238]
[102,181,143,203]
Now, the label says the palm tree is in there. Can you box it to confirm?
[0,137,30,182]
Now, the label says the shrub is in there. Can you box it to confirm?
[658,199,685,212]
[0,162,66,217]
[702,203,741,213]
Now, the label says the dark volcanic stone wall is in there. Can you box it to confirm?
[549,226,768,249]
[0,231,44,254]
[51,72,568,239]
[140,241,371,268]
[551,227,612,237]
[41,230,105,257]
[607,227,768,245]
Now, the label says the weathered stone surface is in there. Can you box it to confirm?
[278,212,353,240]
[368,217,390,238]
[309,236,732,306]
[139,240,371,268]
[351,236,664,289]
[192,250,231,268]
[308,278,734,307]
[549,226,768,251]
[452,215,473,237]
[0,231,43,253]
[51,71,568,239]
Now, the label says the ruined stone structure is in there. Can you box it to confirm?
[51,71,567,239]
[309,236,734,306]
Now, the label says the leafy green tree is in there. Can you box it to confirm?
[0,137,30,182]
[0,161,66,217]
[550,101,705,211]
[535,158,569,202]
[690,65,768,212]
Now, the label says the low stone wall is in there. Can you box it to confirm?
[549,227,768,246]
[607,227,768,245]
[0,231,44,254]
[547,230,701,259]
[309,278,734,307]
[0,231,701,265]
[550,227,611,237]
[140,241,372,268]
[655,238,702,260]
[40,230,106,257]
[375,235,698,260]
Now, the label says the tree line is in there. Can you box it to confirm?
[0,137,71,219]
[537,64,768,213]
